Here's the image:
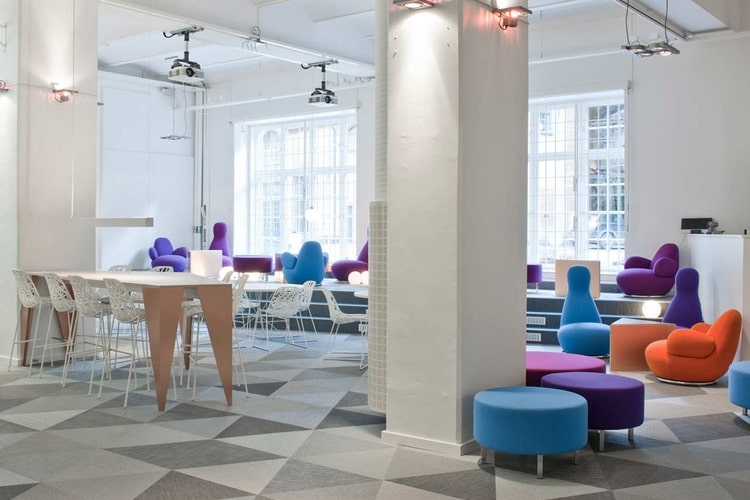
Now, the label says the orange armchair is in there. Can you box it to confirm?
[645,309,742,384]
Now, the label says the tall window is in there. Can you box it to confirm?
[234,110,357,262]
[528,91,626,273]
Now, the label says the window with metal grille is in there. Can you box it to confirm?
[234,110,357,263]
[528,91,626,273]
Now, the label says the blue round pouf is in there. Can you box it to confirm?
[473,386,588,457]
[729,361,750,412]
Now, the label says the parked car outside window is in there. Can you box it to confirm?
[588,213,625,249]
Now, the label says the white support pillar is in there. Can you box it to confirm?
[383,0,529,455]
[16,0,98,271]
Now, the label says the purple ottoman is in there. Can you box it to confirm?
[527,264,543,290]
[526,351,606,387]
[541,371,645,451]
[233,255,273,274]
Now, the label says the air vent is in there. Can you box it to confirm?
[526,332,542,342]
[526,316,546,326]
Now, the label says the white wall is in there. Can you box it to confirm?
[97,72,196,270]
[530,18,750,263]
[201,65,375,256]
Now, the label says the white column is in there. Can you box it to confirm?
[383,0,528,455]
[0,0,20,361]
[16,0,98,271]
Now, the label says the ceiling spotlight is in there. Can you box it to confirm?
[302,60,339,107]
[622,43,654,57]
[648,40,680,56]
[393,0,434,9]
[494,6,532,30]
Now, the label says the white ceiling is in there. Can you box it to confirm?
[98,0,740,85]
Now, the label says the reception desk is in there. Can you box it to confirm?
[683,234,750,360]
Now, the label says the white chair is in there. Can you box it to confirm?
[151,266,174,272]
[103,278,154,406]
[42,273,82,387]
[9,270,54,376]
[295,280,318,338]
[183,273,250,400]
[256,285,307,349]
[321,288,368,366]
[67,275,113,396]
[108,264,131,272]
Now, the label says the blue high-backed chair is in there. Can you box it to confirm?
[557,265,610,356]
[282,241,328,285]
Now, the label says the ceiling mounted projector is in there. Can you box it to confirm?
[168,62,204,83]
[302,59,338,107]
[163,26,205,84]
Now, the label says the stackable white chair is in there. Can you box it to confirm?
[321,288,368,350]
[9,270,54,375]
[183,273,250,400]
[295,281,318,337]
[321,288,368,366]
[42,273,83,387]
[256,285,307,349]
[67,275,113,396]
[103,278,152,406]
[151,266,174,273]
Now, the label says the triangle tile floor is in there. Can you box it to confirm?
[0,334,748,499]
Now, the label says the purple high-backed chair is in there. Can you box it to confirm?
[148,237,189,272]
[330,241,369,281]
[616,243,679,296]
[209,222,233,267]
[663,267,703,328]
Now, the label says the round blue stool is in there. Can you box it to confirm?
[729,361,750,421]
[473,386,588,478]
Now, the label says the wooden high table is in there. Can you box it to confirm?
[25,271,233,411]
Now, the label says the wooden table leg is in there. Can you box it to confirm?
[196,284,234,408]
[142,286,184,412]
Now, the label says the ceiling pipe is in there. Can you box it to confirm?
[609,0,694,40]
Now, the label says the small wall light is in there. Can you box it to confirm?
[51,83,78,103]
[642,300,662,319]
[393,0,434,10]
[494,6,532,30]
[0,80,9,92]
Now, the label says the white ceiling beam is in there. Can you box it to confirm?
[609,0,694,40]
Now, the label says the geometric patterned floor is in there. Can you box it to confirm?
[1,335,748,499]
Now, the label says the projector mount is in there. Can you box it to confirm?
[163,26,204,74]
[301,59,339,106]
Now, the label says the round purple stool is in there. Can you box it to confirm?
[232,255,273,274]
[525,351,606,387]
[541,371,645,451]
[527,264,543,290]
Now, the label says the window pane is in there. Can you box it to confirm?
[528,91,626,273]
[234,111,357,263]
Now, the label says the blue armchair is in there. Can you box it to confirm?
[148,237,189,272]
[557,265,610,356]
[282,241,328,284]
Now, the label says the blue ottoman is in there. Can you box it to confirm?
[473,386,588,478]
[729,361,750,421]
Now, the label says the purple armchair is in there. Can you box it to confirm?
[149,237,189,272]
[616,243,679,296]
[331,241,369,282]
[208,222,233,267]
